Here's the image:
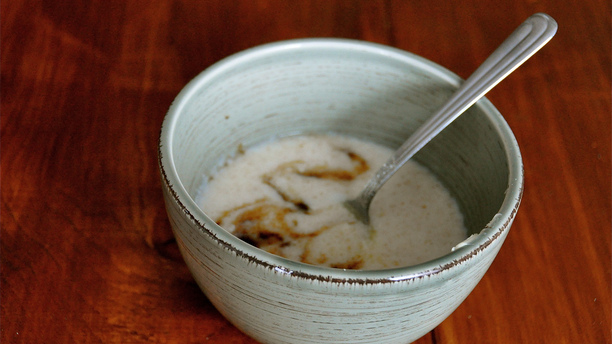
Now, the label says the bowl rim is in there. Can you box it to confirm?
[158,38,524,284]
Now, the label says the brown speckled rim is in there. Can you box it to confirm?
[158,38,524,284]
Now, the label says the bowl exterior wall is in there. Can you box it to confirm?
[161,177,512,344]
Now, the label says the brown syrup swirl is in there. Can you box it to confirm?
[296,151,368,180]
[217,149,370,269]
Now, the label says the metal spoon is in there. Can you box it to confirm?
[345,13,557,225]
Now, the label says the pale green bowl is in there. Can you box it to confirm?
[159,39,523,344]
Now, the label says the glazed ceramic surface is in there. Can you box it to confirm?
[158,39,523,344]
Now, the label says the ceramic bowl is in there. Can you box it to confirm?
[158,39,523,344]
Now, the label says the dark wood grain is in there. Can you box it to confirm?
[2,1,610,343]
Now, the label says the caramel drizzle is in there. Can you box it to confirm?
[296,151,368,181]
[216,149,370,269]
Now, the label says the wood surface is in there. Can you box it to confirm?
[2,1,610,343]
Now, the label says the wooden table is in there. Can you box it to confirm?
[2,1,610,343]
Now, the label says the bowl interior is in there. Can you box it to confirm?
[165,39,517,250]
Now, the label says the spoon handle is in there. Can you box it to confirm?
[353,13,557,216]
